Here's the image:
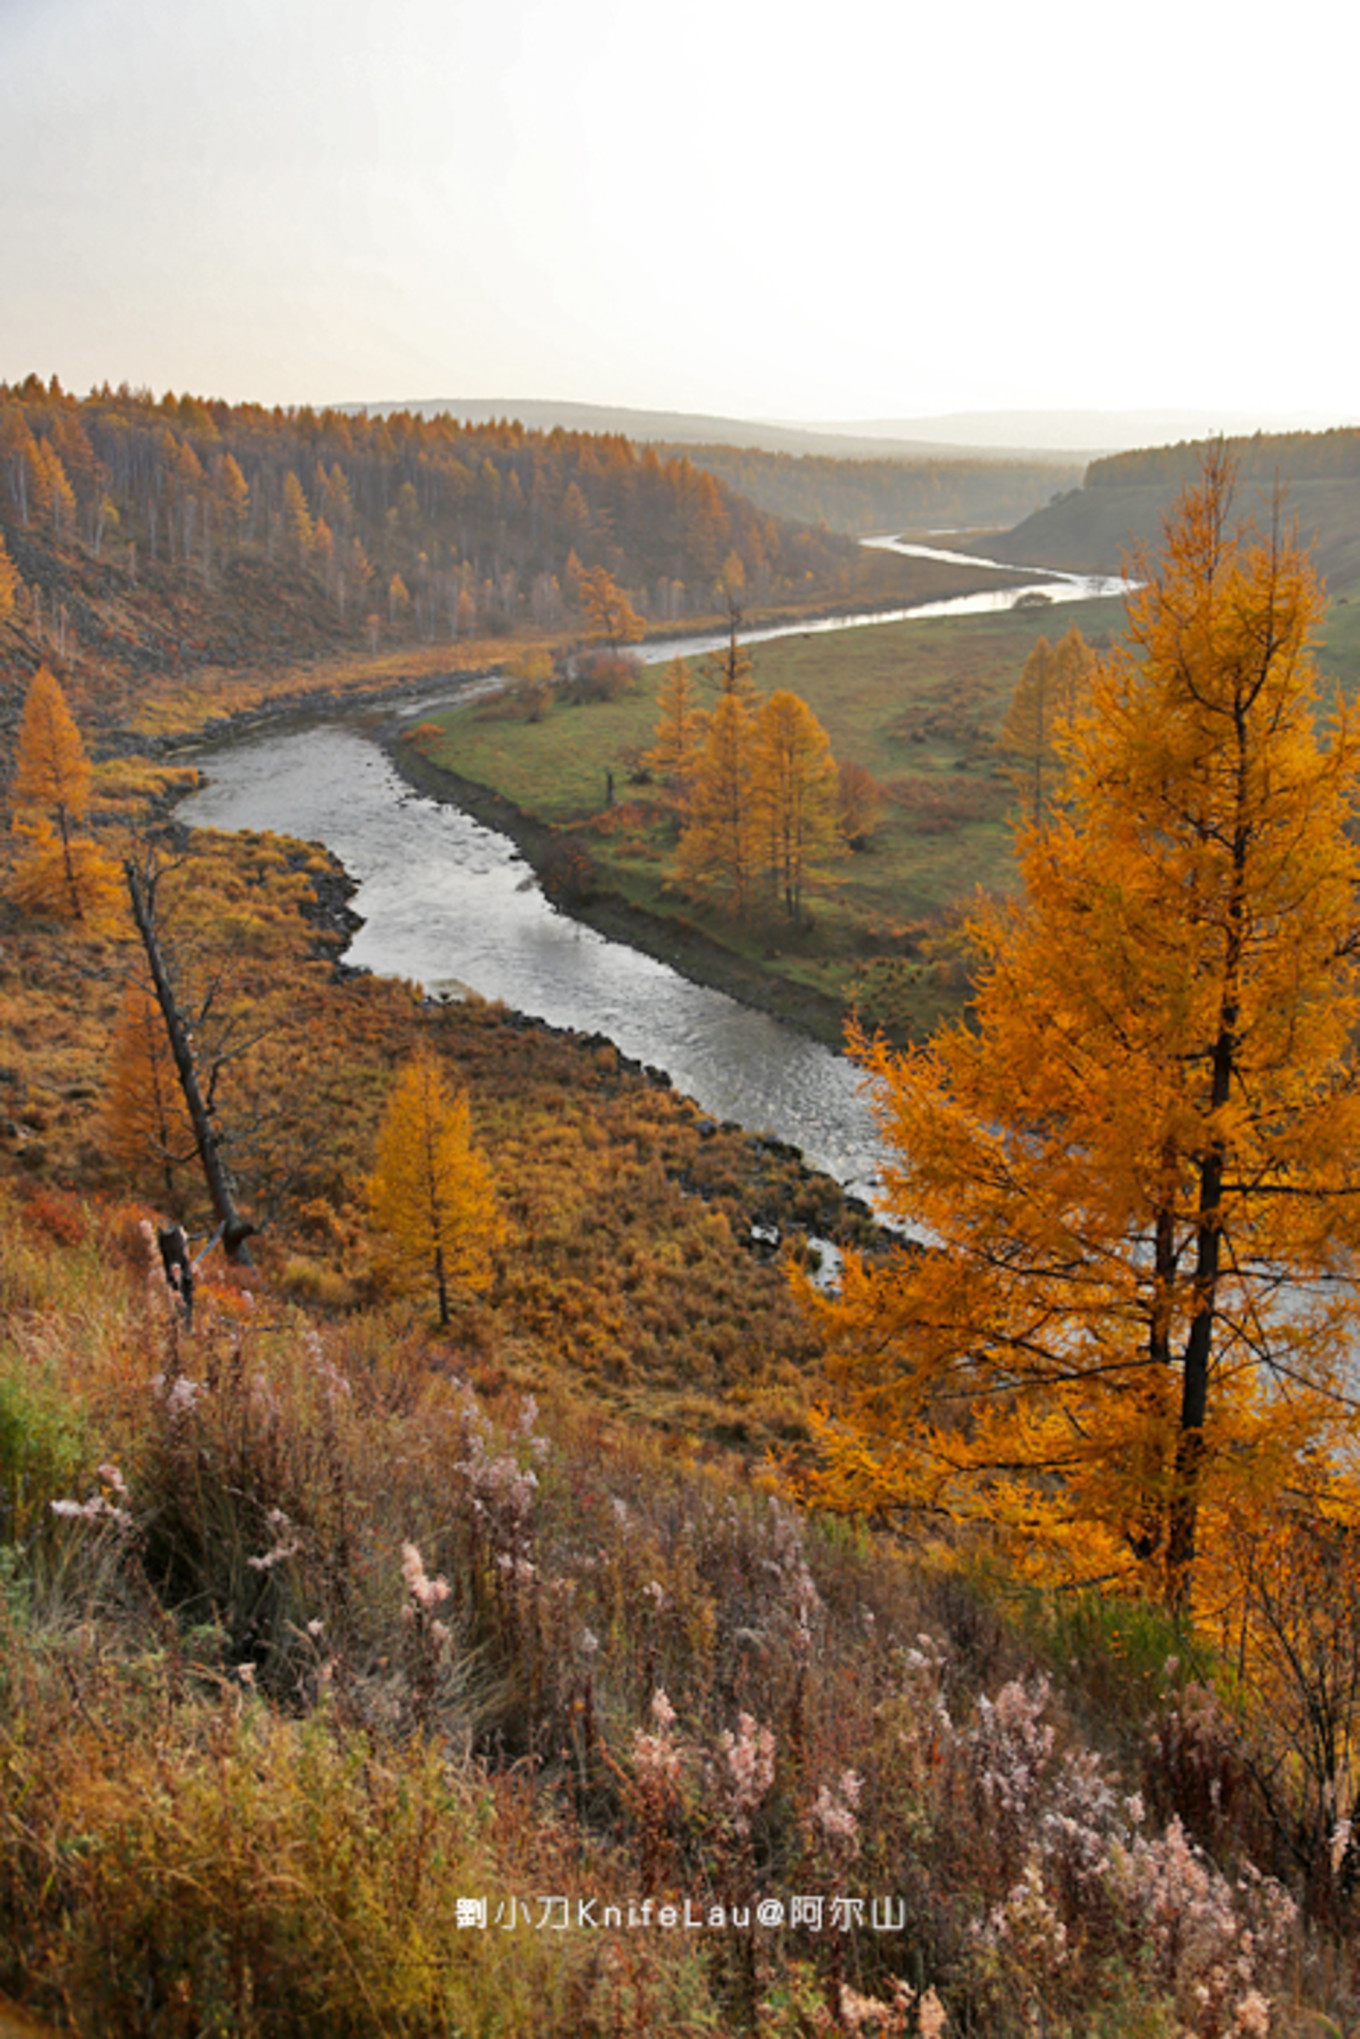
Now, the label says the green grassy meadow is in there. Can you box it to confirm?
[415,579,1360,1043]
[417,597,1130,1039]
[1318,584,1360,691]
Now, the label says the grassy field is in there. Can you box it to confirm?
[414,577,1360,1045]
[1318,582,1360,689]
[415,596,1131,1040]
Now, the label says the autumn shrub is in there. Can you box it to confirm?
[0,1184,125,1323]
[0,1631,661,2039]
[879,773,989,833]
[1015,1584,1205,1749]
[0,1340,91,1545]
[855,1638,1298,2036]
[275,1251,358,1310]
[539,832,601,905]
[90,757,203,818]
[846,956,939,1046]
[402,719,446,751]
[563,650,640,704]
[0,1208,1318,2038]
[131,1314,366,1691]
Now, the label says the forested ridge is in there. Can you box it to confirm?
[1087,426,1360,488]
[0,375,1032,761]
[655,443,1082,537]
[0,373,863,660]
[991,425,1360,589]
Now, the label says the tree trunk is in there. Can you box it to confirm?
[1166,746,1248,1615]
[55,800,82,921]
[123,860,255,1265]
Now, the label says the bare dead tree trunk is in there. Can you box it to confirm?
[123,858,255,1265]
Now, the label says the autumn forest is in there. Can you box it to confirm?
[0,374,866,656]
[6,385,1360,2039]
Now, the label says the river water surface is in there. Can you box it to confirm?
[179,549,1129,1207]
[180,725,887,1198]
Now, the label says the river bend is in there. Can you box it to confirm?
[179,546,1128,1206]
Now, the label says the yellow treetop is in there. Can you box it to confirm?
[11,663,92,826]
[802,451,1360,1617]
[577,565,644,649]
[645,658,708,792]
[367,1048,504,1325]
[750,689,843,922]
[8,664,114,921]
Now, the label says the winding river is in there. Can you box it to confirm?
[178,545,1129,1208]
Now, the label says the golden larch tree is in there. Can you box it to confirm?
[645,658,708,800]
[577,566,644,649]
[387,573,411,630]
[676,688,759,915]
[218,453,250,537]
[0,532,19,624]
[367,1048,503,1325]
[311,516,335,589]
[996,624,1095,828]
[803,453,1360,1617]
[8,664,113,921]
[750,689,843,921]
[282,470,313,559]
[37,441,76,541]
[105,980,197,1208]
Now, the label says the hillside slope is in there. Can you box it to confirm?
[0,377,1044,750]
[990,429,1360,591]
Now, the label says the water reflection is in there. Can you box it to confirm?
[178,729,886,1202]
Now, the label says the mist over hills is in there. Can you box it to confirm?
[798,408,1360,456]
[348,398,1086,534]
[347,396,1083,465]
[351,399,1360,465]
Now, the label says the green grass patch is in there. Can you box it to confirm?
[0,1351,90,1547]
[434,683,660,824]
[1317,581,1360,694]
[420,600,1130,1038]
[419,585,1357,1041]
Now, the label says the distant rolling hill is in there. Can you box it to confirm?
[345,395,1024,461]
[797,407,1359,456]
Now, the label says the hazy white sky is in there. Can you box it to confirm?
[2,0,1355,424]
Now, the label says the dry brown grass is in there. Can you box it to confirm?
[0,814,1353,2037]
